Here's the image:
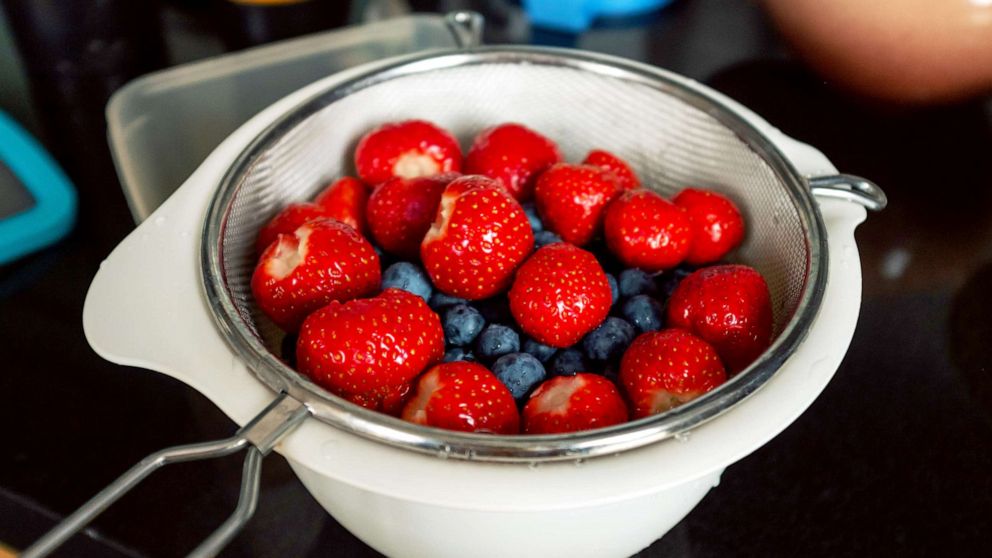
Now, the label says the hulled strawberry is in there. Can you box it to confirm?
[297,288,444,414]
[508,243,612,348]
[421,175,534,300]
[313,176,369,234]
[255,202,329,255]
[522,374,628,434]
[463,123,562,201]
[251,219,380,332]
[603,189,692,272]
[401,361,520,434]
[366,173,458,259]
[354,120,461,184]
[534,163,623,246]
[619,329,727,418]
[673,188,745,265]
[667,264,773,373]
[582,149,640,190]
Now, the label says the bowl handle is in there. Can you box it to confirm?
[808,174,887,211]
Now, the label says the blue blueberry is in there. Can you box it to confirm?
[443,347,476,363]
[381,262,432,301]
[659,266,695,299]
[475,324,520,361]
[429,291,468,311]
[492,352,547,403]
[474,295,514,326]
[622,295,663,333]
[582,317,636,362]
[522,202,543,233]
[443,304,485,347]
[618,268,657,299]
[550,349,587,376]
[605,273,620,308]
[522,337,557,363]
[534,230,562,249]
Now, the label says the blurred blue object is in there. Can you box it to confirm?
[523,0,674,32]
[0,110,77,265]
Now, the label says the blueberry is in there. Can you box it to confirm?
[429,291,468,311]
[280,333,298,367]
[522,337,557,363]
[550,349,587,376]
[605,273,620,308]
[475,324,520,361]
[474,295,514,326]
[492,352,547,403]
[618,268,657,299]
[583,317,636,362]
[534,230,562,249]
[658,266,695,299]
[382,262,432,301]
[443,304,485,346]
[622,295,663,334]
[522,202,543,233]
[443,347,476,362]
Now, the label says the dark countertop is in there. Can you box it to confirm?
[2,1,991,556]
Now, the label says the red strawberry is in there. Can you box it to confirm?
[582,149,640,190]
[255,202,329,255]
[401,361,520,434]
[313,176,369,234]
[365,173,458,258]
[421,175,534,300]
[252,219,380,332]
[463,123,562,201]
[673,188,745,265]
[522,374,628,434]
[666,264,773,373]
[508,243,612,348]
[297,288,444,414]
[534,163,623,246]
[619,328,727,419]
[603,189,692,272]
[354,120,461,185]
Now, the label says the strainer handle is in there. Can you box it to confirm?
[445,10,484,48]
[809,174,887,211]
[22,394,309,558]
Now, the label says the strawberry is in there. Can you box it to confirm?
[365,173,458,259]
[666,264,773,373]
[534,163,623,246]
[251,219,380,332]
[297,288,444,414]
[619,328,727,419]
[313,176,369,234]
[255,202,329,255]
[603,189,692,272]
[463,123,562,201]
[401,361,520,434]
[421,175,534,300]
[522,374,628,434]
[508,243,612,348]
[582,149,640,190]
[354,120,461,185]
[673,188,745,265]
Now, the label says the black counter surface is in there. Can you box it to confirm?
[2,1,990,556]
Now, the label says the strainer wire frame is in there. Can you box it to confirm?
[201,46,828,463]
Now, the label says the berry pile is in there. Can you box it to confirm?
[251,120,773,435]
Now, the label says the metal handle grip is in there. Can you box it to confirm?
[809,174,887,211]
[23,394,309,558]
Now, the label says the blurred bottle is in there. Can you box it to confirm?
[212,0,351,50]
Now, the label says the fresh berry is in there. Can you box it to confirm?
[604,189,692,272]
[255,202,329,255]
[533,230,562,249]
[508,243,612,348]
[354,120,461,184]
[522,202,543,232]
[251,219,380,332]
[522,374,628,434]
[673,188,745,265]
[605,273,620,307]
[522,337,557,363]
[443,347,476,363]
[421,175,534,299]
[617,268,657,298]
[313,176,369,233]
[463,123,562,201]
[475,324,520,362]
[443,303,486,347]
[473,295,514,326]
[401,362,520,434]
[667,264,773,372]
[366,174,455,259]
[492,352,547,403]
[582,317,636,363]
[534,163,623,246]
[428,291,468,311]
[622,295,663,334]
[619,328,727,418]
[582,149,640,190]
[297,289,444,414]
[381,262,433,302]
[659,265,694,298]
[550,349,587,376]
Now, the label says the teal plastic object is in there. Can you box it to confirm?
[0,111,77,264]
[523,0,674,32]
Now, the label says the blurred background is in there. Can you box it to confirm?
[1,0,990,556]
